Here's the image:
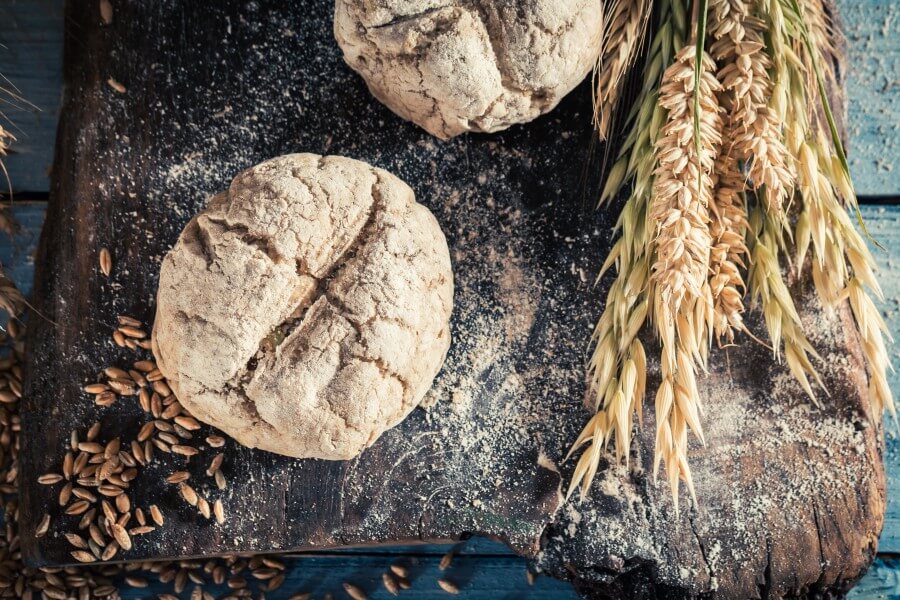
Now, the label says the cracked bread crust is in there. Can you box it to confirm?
[334,0,604,139]
[152,154,454,459]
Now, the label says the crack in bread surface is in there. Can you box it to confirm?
[226,173,414,400]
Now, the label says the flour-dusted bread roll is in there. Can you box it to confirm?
[153,154,454,459]
[334,0,604,139]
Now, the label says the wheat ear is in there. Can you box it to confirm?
[0,125,13,197]
[569,95,656,499]
[708,147,749,341]
[649,41,723,508]
[778,0,894,418]
[594,0,652,140]
[710,0,794,215]
[748,205,824,400]
[0,120,23,321]
[795,133,894,417]
[0,125,11,158]
[0,269,24,320]
[794,0,843,122]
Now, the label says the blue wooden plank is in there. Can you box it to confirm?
[0,0,63,194]
[0,1,897,195]
[0,201,42,296]
[111,543,580,599]
[865,206,900,553]
[837,0,900,197]
[849,558,900,600]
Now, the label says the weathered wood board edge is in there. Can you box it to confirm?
[8,202,900,556]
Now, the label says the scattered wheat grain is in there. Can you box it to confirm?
[70,551,96,564]
[106,78,126,93]
[36,513,50,537]
[213,499,225,524]
[99,248,113,276]
[382,573,399,596]
[439,549,454,570]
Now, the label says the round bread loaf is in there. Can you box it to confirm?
[153,154,454,459]
[334,0,604,139]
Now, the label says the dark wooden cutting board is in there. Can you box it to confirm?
[20,1,884,597]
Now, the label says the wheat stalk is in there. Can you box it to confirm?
[748,205,824,399]
[0,124,13,196]
[652,48,719,319]
[575,0,890,506]
[794,0,843,127]
[0,125,11,157]
[706,0,792,341]
[779,0,893,419]
[569,101,655,498]
[0,91,22,322]
[594,0,652,140]
[796,133,895,417]
[0,269,24,319]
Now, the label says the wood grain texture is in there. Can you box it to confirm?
[13,1,889,598]
[20,0,606,570]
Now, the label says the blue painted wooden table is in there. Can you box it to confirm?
[1,0,899,597]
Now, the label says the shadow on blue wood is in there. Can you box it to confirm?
[115,540,580,599]
[0,202,41,296]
